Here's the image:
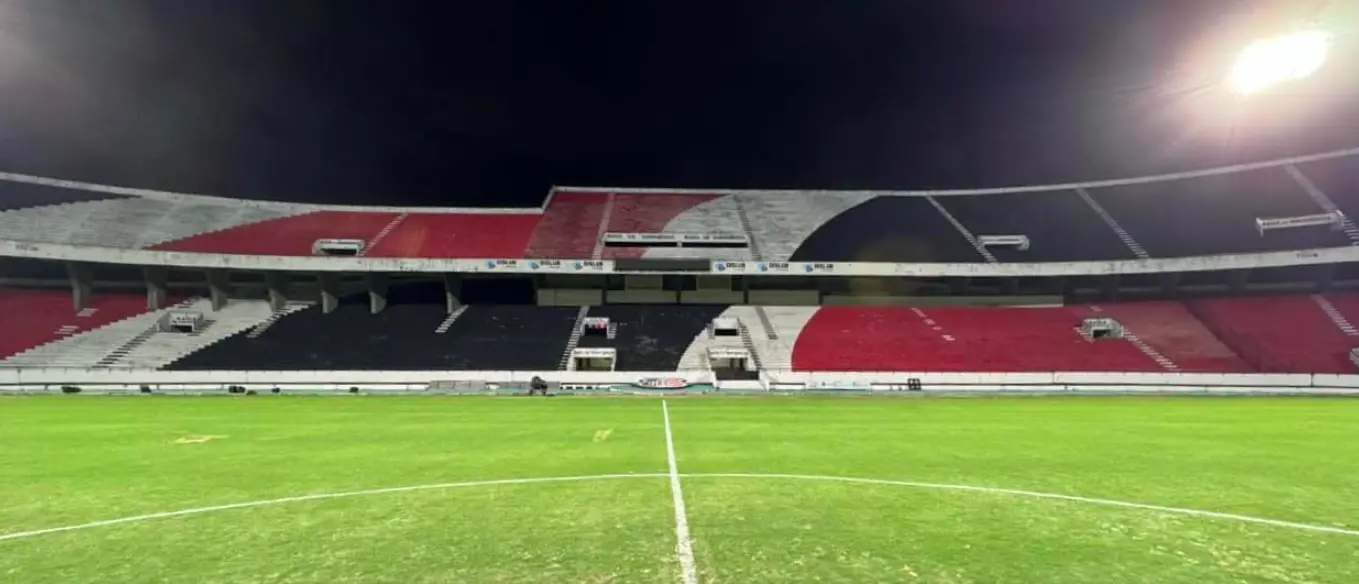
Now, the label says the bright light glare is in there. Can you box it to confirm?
[1227,31,1331,95]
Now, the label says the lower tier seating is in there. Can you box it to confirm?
[1188,295,1357,373]
[0,290,152,361]
[577,305,729,371]
[169,303,577,371]
[1093,301,1253,373]
[792,306,1163,372]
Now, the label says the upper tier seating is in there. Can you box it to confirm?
[792,306,1163,372]
[6,151,1359,263]
[0,198,297,249]
[366,213,541,258]
[151,211,399,256]
[0,290,152,361]
[1090,167,1350,257]
[937,191,1135,261]
[1188,295,1357,373]
[0,180,133,212]
[523,193,609,258]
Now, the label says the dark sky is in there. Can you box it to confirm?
[0,0,1355,207]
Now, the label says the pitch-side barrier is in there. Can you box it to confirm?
[1,369,1357,396]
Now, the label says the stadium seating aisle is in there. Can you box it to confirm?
[151,211,399,256]
[0,290,153,361]
[792,306,1162,372]
[522,193,610,258]
[1320,293,1359,332]
[578,305,729,371]
[366,213,541,258]
[1091,302,1252,373]
[600,194,723,259]
[110,299,288,369]
[1188,296,1357,373]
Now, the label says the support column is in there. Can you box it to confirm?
[265,272,289,311]
[1158,272,1181,297]
[143,267,168,310]
[66,262,93,312]
[948,277,970,296]
[1100,275,1120,301]
[367,273,389,314]
[205,270,230,311]
[318,273,342,314]
[1228,269,1249,294]
[1316,264,1335,293]
[442,274,463,314]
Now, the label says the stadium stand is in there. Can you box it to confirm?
[2,152,1359,261]
[790,306,1165,372]
[169,302,578,371]
[151,211,399,256]
[936,191,1137,261]
[0,197,300,250]
[522,192,610,258]
[1089,167,1350,257]
[1089,302,1253,373]
[600,194,723,259]
[366,213,542,258]
[2,292,1356,374]
[1187,295,1357,373]
[0,289,155,362]
[0,181,133,212]
[788,196,989,263]
[576,305,728,371]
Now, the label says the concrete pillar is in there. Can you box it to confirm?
[143,267,168,310]
[367,273,389,314]
[1100,275,1120,301]
[66,263,93,312]
[265,272,289,311]
[318,274,342,314]
[205,270,230,311]
[1159,272,1181,297]
[1228,269,1249,294]
[442,274,463,314]
[1315,265,1335,293]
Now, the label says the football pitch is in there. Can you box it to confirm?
[1,396,1357,583]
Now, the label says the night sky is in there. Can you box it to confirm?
[0,0,1355,207]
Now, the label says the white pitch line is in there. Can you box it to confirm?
[662,400,701,584]
[684,473,1359,538]
[3,472,1356,545]
[0,474,665,543]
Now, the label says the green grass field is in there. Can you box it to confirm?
[1,396,1357,583]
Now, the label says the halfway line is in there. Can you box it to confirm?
[663,400,701,584]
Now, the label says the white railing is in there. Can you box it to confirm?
[2,368,1357,395]
[2,239,1353,278]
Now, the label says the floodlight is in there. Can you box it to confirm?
[1227,31,1331,95]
